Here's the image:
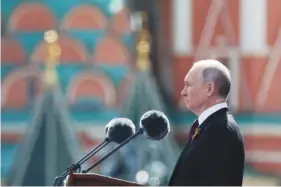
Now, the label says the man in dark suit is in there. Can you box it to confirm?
[169,60,245,186]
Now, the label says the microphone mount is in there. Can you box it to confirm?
[53,138,110,186]
[82,128,144,173]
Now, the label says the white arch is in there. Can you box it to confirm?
[93,36,130,65]
[8,2,56,31]
[62,5,108,30]
[66,71,116,107]
[1,68,42,107]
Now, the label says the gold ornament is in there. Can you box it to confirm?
[43,30,61,86]
[136,12,151,72]
[192,128,201,140]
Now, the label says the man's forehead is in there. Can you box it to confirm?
[184,66,201,82]
[184,68,195,81]
[184,73,189,82]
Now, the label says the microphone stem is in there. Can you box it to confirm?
[57,139,110,180]
[78,139,109,166]
[83,129,144,173]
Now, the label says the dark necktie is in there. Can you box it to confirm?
[188,120,199,140]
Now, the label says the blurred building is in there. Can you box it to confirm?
[1,0,281,185]
[158,1,281,183]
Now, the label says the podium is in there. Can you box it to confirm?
[65,169,142,186]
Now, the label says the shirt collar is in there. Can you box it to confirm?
[198,102,228,126]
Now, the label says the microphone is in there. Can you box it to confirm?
[53,118,135,186]
[83,110,170,173]
[139,110,170,140]
[107,118,136,144]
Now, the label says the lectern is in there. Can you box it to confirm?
[64,169,142,186]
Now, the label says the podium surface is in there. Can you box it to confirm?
[66,170,142,186]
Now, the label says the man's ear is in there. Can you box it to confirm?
[206,82,215,97]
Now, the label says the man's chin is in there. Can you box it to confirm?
[185,104,192,111]
[185,104,195,113]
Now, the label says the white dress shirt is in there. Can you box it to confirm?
[198,102,228,126]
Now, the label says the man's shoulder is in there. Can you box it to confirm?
[226,113,241,131]
[206,112,241,135]
[221,113,244,142]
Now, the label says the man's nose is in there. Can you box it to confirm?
[181,88,186,96]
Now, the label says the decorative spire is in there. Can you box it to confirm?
[136,12,151,72]
[43,30,61,87]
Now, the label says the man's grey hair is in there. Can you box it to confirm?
[193,60,231,99]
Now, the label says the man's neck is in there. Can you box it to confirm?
[195,98,226,116]
[197,102,228,125]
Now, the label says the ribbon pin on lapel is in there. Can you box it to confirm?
[192,128,200,140]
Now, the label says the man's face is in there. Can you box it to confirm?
[181,67,207,114]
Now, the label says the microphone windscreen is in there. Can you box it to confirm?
[104,123,110,135]
[139,110,170,140]
[107,118,136,144]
